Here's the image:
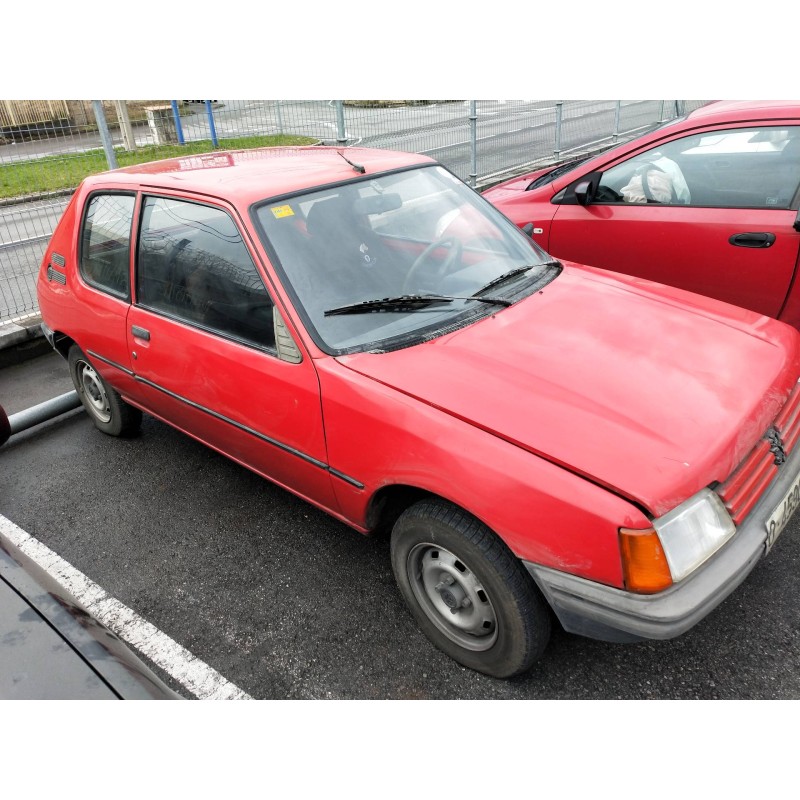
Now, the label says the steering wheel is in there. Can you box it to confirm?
[402,237,463,293]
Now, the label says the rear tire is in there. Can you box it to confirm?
[390,499,551,678]
[68,345,141,436]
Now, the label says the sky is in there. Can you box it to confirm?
[5,3,795,101]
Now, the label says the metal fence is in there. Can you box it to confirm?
[0,99,707,323]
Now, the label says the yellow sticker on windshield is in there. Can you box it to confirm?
[271,205,295,219]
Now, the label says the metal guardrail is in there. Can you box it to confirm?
[0,99,707,324]
[1,391,81,446]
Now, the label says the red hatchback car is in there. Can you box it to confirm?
[37,146,800,678]
[484,101,800,327]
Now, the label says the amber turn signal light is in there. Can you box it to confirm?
[619,528,673,594]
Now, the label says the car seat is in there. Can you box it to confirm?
[774,136,800,206]
[305,195,386,296]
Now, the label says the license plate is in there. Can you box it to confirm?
[765,472,800,553]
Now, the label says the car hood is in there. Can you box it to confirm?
[482,171,545,199]
[336,264,800,517]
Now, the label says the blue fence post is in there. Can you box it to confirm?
[170,101,185,144]
[205,100,219,147]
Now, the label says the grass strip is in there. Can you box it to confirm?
[0,134,317,200]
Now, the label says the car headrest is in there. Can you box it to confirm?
[306,196,349,240]
[782,137,800,160]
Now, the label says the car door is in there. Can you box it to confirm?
[127,193,338,511]
[71,190,139,399]
[548,124,800,319]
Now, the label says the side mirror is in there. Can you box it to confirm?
[573,180,595,206]
[521,222,534,238]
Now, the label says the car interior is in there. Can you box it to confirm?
[596,127,800,209]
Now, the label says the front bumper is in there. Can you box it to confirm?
[523,439,800,644]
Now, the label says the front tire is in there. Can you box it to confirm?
[68,345,142,436]
[390,499,551,678]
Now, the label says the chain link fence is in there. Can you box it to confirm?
[0,99,708,323]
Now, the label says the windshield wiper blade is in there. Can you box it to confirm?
[472,260,561,297]
[324,293,511,316]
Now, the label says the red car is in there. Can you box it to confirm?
[36,146,800,678]
[483,100,800,327]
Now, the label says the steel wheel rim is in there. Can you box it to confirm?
[77,360,111,423]
[406,542,498,652]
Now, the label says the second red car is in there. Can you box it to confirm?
[484,100,800,326]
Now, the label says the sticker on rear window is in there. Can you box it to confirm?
[271,205,295,219]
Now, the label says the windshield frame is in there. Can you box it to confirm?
[541,116,691,195]
[250,163,559,356]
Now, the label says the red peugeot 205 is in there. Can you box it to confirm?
[37,146,800,677]
[483,100,800,327]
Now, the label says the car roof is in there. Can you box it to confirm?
[687,100,800,124]
[87,146,435,205]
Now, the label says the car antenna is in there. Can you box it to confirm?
[337,150,366,174]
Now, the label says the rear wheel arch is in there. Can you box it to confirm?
[67,344,141,436]
[50,330,76,360]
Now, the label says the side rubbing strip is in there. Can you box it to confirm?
[329,468,365,489]
[136,374,330,469]
[84,351,364,487]
[87,350,135,377]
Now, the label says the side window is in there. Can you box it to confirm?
[137,196,275,350]
[597,125,800,209]
[80,193,135,298]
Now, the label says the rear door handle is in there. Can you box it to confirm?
[729,232,776,248]
[131,325,151,341]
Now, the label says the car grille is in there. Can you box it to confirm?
[715,380,800,525]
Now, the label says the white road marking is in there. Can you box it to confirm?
[0,514,252,700]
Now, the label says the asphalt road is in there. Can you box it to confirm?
[2,349,798,700]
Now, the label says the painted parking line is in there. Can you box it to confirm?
[0,514,252,700]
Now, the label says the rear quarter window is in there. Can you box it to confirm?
[80,193,135,298]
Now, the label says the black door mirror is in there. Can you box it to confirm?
[574,180,595,206]
[521,222,534,238]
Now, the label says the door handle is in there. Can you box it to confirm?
[131,325,151,341]
[729,232,776,248]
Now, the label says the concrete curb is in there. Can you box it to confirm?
[0,314,50,367]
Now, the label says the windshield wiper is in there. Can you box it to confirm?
[472,260,561,297]
[324,293,512,316]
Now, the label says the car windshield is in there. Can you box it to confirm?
[253,165,557,353]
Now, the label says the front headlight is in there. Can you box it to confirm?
[619,489,736,593]
[654,489,736,581]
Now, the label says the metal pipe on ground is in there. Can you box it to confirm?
[0,391,81,446]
